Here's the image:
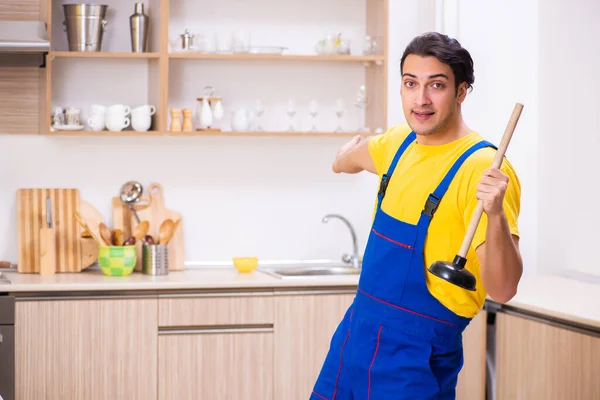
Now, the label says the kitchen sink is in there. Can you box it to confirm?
[258,265,362,279]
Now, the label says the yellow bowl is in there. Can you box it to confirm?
[232,257,258,273]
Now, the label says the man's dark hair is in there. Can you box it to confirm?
[400,32,475,94]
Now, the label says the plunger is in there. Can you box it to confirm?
[428,103,524,291]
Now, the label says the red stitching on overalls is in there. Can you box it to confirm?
[312,391,329,400]
[371,229,413,250]
[367,325,383,400]
[332,330,350,400]
[358,288,455,326]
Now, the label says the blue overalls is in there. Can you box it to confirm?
[311,132,496,400]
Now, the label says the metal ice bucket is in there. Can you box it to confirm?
[62,4,108,52]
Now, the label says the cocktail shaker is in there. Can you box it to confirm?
[129,2,149,52]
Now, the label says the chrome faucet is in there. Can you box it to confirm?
[322,214,361,269]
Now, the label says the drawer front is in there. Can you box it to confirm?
[158,331,273,400]
[158,294,274,327]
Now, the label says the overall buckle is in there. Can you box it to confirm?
[378,174,390,197]
[423,193,441,217]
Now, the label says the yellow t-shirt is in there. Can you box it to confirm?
[367,123,521,318]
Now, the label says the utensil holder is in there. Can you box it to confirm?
[142,244,169,275]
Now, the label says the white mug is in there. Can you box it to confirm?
[105,104,131,131]
[90,104,106,116]
[132,114,151,132]
[87,114,104,131]
[132,105,156,116]
[107,104,131,116]
[106,117,130,132]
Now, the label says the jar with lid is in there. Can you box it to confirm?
[51,107,65,126]
[180,29,194,51]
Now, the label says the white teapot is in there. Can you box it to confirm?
[231,108,254,131]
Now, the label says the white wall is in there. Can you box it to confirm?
[0,0,541,273]
[454,0,539,276]
[538,0,600,278]
[387,0,540,276]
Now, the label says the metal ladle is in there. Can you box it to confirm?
[120,181,143,223]
[427,103,523,291]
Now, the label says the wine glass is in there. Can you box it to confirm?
[254,99,264,131]
[355,85,368,132]
[334,99,345,132]
[286,100,296,132]
[308,100,319,132]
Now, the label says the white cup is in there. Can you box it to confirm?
[106,116,130,131]
[87,114,104,131]
[131,105,156,132]
[105,104,131,132]
[90,104,106,116]
[132,105,156,116]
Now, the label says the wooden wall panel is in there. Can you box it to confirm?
[0,67,40,134]
[0,0,40,21]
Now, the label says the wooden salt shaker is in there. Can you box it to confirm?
[182,108,193,132]
[170,108,182,132]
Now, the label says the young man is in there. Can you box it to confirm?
[310,32,522,399]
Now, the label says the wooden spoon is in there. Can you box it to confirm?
[172,218,181,234]
[99,223,112,246]
[74,211,104,247]
[111,229,125,246]
[158,219,175,245]
[133,220,150,241]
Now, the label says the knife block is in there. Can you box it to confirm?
[17,188,101,274]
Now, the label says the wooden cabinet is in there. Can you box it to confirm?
[456,310,487,400]
[273,290,487,400]
[157,292,275,400]
[12,287,490,400]
[496,312,600,400]
[158,328,273,400]
[15,297,158,400]
[273,290,356,400]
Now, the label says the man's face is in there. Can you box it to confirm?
[401,54,466,136]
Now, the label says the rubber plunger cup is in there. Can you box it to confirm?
[428,103,524,291]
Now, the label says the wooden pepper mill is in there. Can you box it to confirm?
[182,108,193,132]
[170,108,182,132]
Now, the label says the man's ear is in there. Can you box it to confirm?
[457,82,468,104]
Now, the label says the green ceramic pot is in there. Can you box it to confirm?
[98,245,137,276]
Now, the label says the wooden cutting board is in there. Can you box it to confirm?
[112,183,184,271]
[17,188,81,273]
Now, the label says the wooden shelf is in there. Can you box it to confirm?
[0,0,389,137]
[47,130,164,136]
[46,130,372,137]
[168,53,384,63]
[167,131,371,137]
[50,51,160,59]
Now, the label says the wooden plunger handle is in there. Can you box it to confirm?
[457,103,524,258]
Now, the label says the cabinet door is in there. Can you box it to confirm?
[158,330,273,400]
[456,310,487,400]
[15,297,158,400]
[496,312,600,400]
[274,292,355,400]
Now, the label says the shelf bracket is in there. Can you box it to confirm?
[39,52,48,69]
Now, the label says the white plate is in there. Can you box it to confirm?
[52,124,84,131]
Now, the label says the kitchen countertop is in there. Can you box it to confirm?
[2,266,599,329]
[498,274,600,329]
[0,266,360,293]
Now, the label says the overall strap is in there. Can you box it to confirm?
[377,131,417,207]
[420,140,498,221]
